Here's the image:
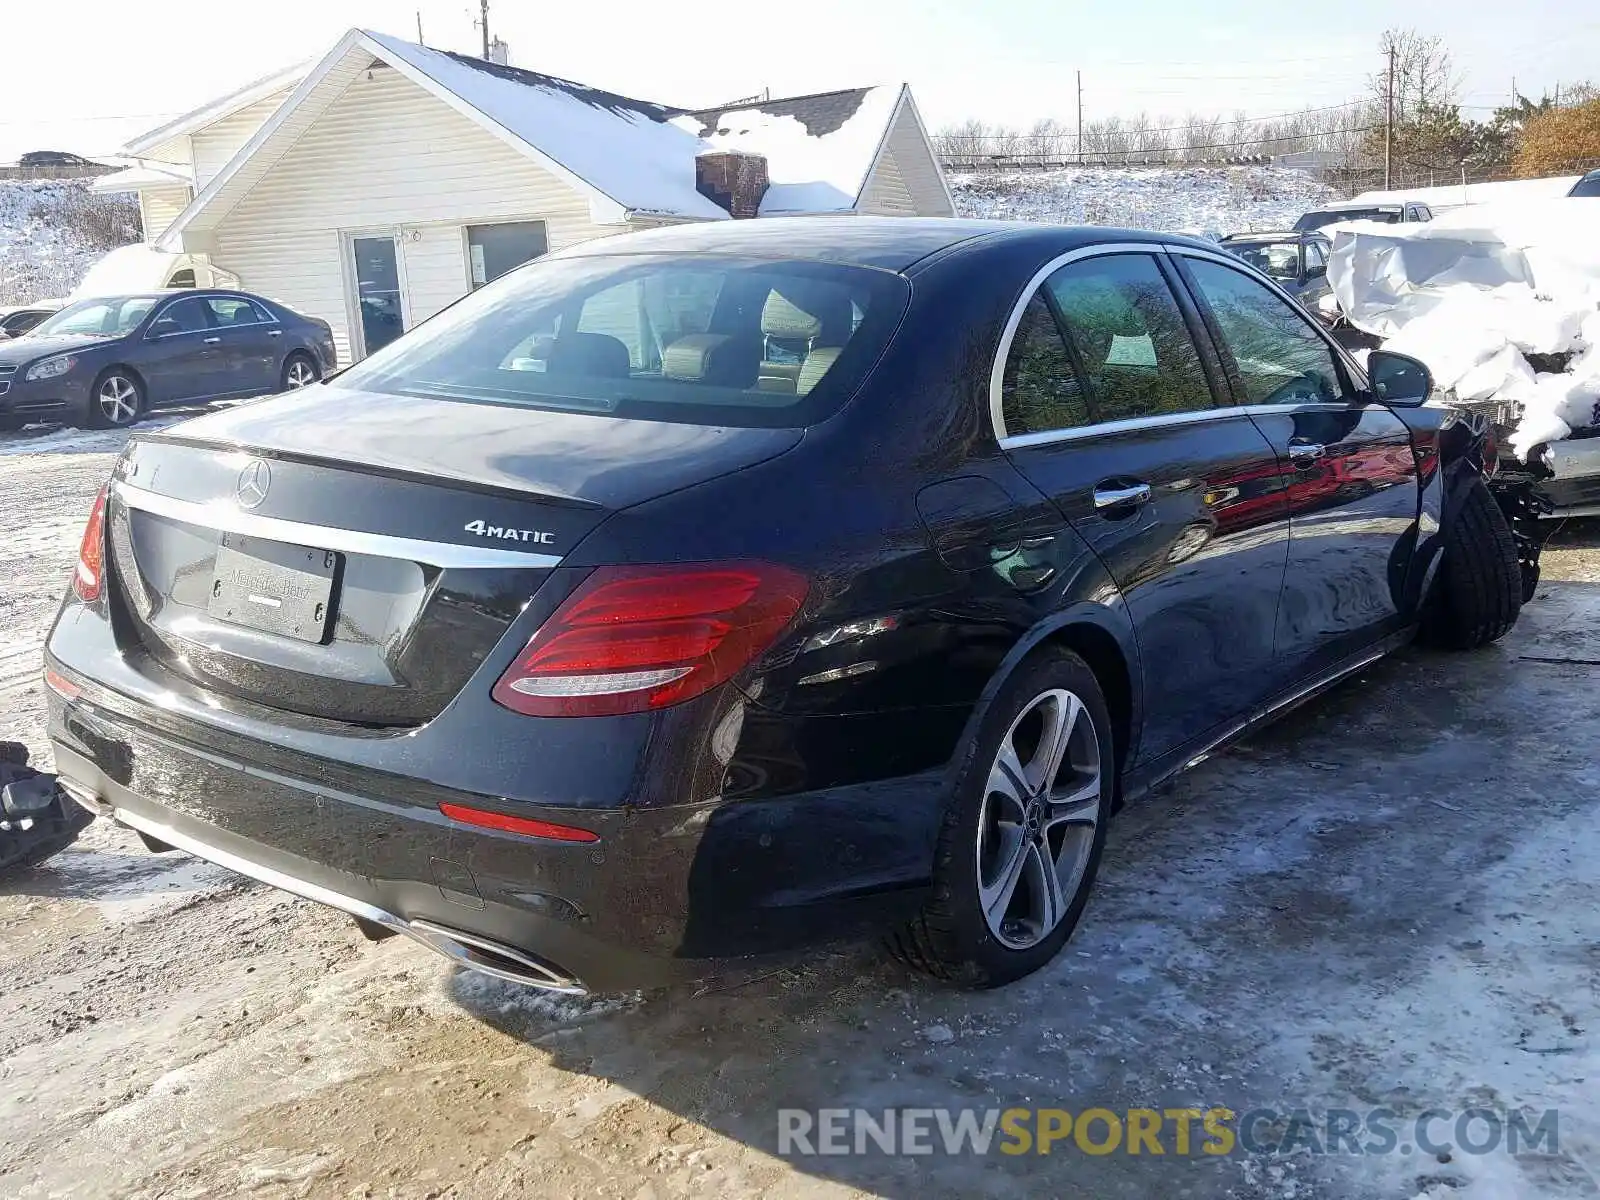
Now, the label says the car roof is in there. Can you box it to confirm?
[547,216,1219,273]
[1315,200,1405,212]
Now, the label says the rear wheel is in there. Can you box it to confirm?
[281,352,319,390]
[86,369,144,429]
[1421,477,1523,650]
[888,648,1112,987]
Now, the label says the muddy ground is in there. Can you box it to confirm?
[1,428,1596,1200]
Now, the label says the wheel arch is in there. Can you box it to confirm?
[950,600,1143,791]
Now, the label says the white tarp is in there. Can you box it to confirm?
[1327,199,1600,458]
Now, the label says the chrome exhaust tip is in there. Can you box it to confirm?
[406,919,586,995]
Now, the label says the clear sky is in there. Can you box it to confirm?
[0,0,1594,164]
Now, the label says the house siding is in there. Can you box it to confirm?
[191,92,293,192]
[859,99,953,217]
[139,185,194,243]
[211,68,623,365]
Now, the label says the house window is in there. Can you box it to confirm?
[466,221,549,289]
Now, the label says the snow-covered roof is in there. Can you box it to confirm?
[364,31,727,221]
[154,28,925,247]
[123,62,311,157]
[675,86,904,214]
[90,163,193,194]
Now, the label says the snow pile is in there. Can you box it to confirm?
[0,180,141,305]
[1328,199,1600,458]
[950,164,1337,235]
[675,86,901,215]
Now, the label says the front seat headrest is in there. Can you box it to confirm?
[662,333,761,387]
[545,332,631,379]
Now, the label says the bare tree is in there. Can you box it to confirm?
[1370,28,1460,124]
[1025,117,1069,161]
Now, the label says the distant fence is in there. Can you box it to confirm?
[0,164,118,181]
[939,154,1282,173]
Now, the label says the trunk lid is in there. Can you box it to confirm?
[105,387,802,726]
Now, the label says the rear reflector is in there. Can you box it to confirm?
[438,801,599,843]
[73,485,109,603]
[43,667,80,699]
[492,562,808,717]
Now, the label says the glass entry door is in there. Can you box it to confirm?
[348,234,405,358]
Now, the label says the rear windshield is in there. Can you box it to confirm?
[1295,207,1402,231]
[1570,173,1600,197]
[339,253,910,429]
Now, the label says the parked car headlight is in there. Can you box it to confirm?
[25,354,77,381]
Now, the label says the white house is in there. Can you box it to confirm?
[98,29,953,365]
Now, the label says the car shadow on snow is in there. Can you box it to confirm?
[429,585,1600,1199]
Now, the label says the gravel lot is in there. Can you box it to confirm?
[2,427,1597,1200]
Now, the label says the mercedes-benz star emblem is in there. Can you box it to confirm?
[235,459,272,509]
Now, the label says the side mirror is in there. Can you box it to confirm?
[1367,349,1433,407]
[149,317,179,338]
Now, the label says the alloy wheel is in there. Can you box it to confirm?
[976,688,1102,950]
[97,376,139,425]
[285,358,317,388]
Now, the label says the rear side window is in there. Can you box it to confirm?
[1183,257,1347,406]
[339,253,907,429]
[1044,254,1214,425]
[1000,294,1089,435]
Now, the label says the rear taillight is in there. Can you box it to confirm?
[73,485,109,602]
[492,562,808,717]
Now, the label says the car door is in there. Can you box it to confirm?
[995,249,1292,764]
[1171,250,1420,679]
[138,295,223,404]
[204,295,281,395]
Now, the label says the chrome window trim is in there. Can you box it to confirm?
[112,479,563,570]
[988,240,1371,450]
[987,242,1162,446]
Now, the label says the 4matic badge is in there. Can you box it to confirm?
[463,519,556,545]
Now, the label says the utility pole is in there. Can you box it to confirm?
[479,0,491,60]
[1076,70,1083,164]
[1384,43,1396,190]
[416,10,424,43]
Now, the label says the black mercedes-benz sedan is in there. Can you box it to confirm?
[0,289,336,430]
[44,219,1533,993]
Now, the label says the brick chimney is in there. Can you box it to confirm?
[695,150,769,218]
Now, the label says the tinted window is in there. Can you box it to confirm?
[467,221,549,289]
[1184,257,1347,406]
[1572,172,1600,198]
[1043,254,1214,424]
[1304,241,1327,272]
[1000,293,1089,436]
[338,253,908,429]
[206,297,271,326]
[155,297,213,334]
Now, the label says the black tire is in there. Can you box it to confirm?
[887,647,1114,988]
[1421,477,1523,650]
[281,352,320,391]
[85,368,145,430]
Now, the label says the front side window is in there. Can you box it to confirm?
[467,221,549,289]
[1304,241,1327,273]
[153,296,214,334]
[1184,257,1347,407]
[33,296,158,338]
[1042,253,1214,425]
[339,253,907,429]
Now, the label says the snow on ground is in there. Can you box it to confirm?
[950,164,1338,236]
[0,181,139,305]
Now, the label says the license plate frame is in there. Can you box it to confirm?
[207,532,340,644]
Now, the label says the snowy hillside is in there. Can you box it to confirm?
[0,181,141,305]
[951,165,1339,236]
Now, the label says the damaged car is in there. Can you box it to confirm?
[43,219,1540,993]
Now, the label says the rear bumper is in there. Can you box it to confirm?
[46,663,941,992]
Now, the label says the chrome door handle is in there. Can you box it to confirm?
[267,329,282,338]
[1288,441,1325,468]
[1093,482,1152,509]
[202,336,221,345]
